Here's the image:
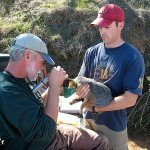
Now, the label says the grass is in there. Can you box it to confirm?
[128,0,150,9]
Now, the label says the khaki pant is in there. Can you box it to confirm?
[46,124,108,150]
[84,119,128,150]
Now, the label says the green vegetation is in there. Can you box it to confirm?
[128,0,150,9]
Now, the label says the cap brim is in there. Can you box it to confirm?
[90,18,113,27]
[40,52,55,65]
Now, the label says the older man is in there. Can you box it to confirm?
[0,33,108,150]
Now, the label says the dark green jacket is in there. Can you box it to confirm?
[0,72,56,150]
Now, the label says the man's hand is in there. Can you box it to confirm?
[48,66,68,88]
[76,84,90,99]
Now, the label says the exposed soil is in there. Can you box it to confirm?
[128,137,150,150]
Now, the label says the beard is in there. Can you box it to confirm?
[26,61,39,81]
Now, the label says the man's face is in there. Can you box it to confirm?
[25,52,45,81]
[99,21,124,47]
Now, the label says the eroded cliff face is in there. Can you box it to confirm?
[44,7,150,93]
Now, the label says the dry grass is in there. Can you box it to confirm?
[128,91,150,136]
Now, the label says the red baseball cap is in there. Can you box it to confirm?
[90,4,125,27]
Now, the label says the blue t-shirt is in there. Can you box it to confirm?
[79,42,145,131]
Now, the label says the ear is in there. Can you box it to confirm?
[24,49,31,61]
[118,21,124,30]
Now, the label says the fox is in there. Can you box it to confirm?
[68,76,112,114]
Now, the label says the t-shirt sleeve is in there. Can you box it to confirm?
[78,48,92,77]
[123,54,145,96]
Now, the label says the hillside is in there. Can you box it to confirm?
[0,0,150,76]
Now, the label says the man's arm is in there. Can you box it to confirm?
[85,91,138,112]
[41,87,49,105]
[44,66,68,122]
[95,91,138,112]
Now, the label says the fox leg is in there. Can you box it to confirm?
[69,98,84,105]
[80,98,92,114]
